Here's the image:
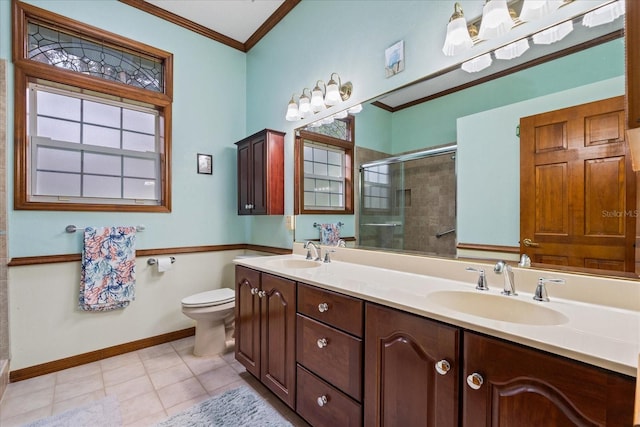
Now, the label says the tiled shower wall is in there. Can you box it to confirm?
[0,60,9,397]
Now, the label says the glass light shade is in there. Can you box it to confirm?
[494,38,530,60]
[519,0,561,22]
[532,20,573,45]
[478,0,514,40]
[325,81,341,106]
[461,53,492,73]
[298,94,311,114]
[347,104,362,114]
[321,116,334,124]
[582,0,625,28]
[285,99,300,121]
[310,86,325,112]
[334,110,348,119]
[442,17,473,56]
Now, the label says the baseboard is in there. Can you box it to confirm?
[9,327,195,383]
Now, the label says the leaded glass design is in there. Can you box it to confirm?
[27,22,163,92]
[304,118,351,141]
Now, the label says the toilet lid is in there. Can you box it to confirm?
[181,288,235,307]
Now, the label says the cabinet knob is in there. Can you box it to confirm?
[250,288,259,295]
[466,372,484,390]
[318,302,329,313]
[435,359,451,375]
[317,395,328,407]
[258,290,266,298]
[317,338,328,348]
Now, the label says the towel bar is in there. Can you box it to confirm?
[313,222,344,228]
[66,224,146,233]
[147,257,176,266]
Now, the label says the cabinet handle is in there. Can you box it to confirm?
[318,302,329,313]
[317,395,328,407]
[250,288,259,295]
[317,338,328,348]
[466,373,484,390]
[435,359,451,375]
[258,290,266,298]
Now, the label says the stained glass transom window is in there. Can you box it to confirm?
[304,118,352,141]
[27,22,163,92]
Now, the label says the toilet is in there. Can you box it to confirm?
[181,287,235,357]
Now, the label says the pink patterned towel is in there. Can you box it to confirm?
[320,223,341,246]
[79,226,136,311]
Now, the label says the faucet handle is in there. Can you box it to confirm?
[534,277,565,302]
[466,267,489,291]
[323,249,335,263]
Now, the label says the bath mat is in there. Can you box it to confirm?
[156,385,292,427]
[23,395,121,427]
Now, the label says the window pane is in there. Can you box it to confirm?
[84,153,121,175]
[304,191,316,206]
[331,194,343,207]
[37,147,81,172]
[304,145,313,159]
[304,160,313,175]
[123,109,155,133]
[124,178,156,199]
[37,117,80,143]
[313,162,328,176]
[316,193,330,206]
[124,158,155,178]
[123,131,155,152]
[328,165,342,177]
[37,91,80,121]
[304,178,315,192]
[315,179,330,192]
[83,175,121,198]
[313,147,328,163]
[35,171,80,196]
[330,181,343,193]
[84,100,120,127]
[83,124,120,148]
[328,151,342,165]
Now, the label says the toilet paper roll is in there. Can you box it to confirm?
[157,256,173,273]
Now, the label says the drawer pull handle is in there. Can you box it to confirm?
[317,395,328,407]
[318,302,329,313]
[317,338,328,348]
[258,290,266,298]
[435,359,451,375]
[466,373,484,390]
[250,288,259,295]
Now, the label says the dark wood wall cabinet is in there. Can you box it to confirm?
[235,129,285,215]
[235,267,635,426]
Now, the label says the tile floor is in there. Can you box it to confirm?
[0,337,309,426]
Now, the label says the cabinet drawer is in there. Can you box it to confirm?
[297,314,362,401]
[298,283,363,337]
[296,365,362,427]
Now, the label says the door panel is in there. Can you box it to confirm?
[234,266,260,377]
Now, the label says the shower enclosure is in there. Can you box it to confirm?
[358,144,457,256]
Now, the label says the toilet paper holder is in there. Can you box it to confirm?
[147,257,176,266]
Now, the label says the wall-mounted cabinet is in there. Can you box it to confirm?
[627,0,640,129]
[235,129,285,215]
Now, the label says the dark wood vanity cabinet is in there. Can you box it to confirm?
[364,303,460,427]
[462,332,635,427]
[296,283,364,427]
[235,129,285,215]
[234,266,296,408]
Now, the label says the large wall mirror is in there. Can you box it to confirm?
[294,0,636,279]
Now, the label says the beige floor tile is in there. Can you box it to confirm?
[177,347,227,376]
[156,377,207,409]
[197,364,244,394]
[52,389,106,415]
[118,390,165,425]
[56,361,101,384]
[0,405,52,427]
[164,393,210,416]
[123,410,168,427]
[149,362,193,390]
[141,350,184,373]
[169,336,195,352]
[100,351,142,372]
[0,387,54,420]
[53,372,103,403]
[1,373,55,398]
[102,359,146,387]
[137,343,175,360]
[105,375,155,401]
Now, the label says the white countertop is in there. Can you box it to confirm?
[235,252,639,377]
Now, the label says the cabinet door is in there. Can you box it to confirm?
[261,273,297,409]
[234,266,261,377]
[236,140,252,215]
[250,135,267,215]
[463,332,635,427]
[364,303,459,427]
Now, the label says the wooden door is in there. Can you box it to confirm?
[250,134,267,215]
[260,273,296,409]
[462,332,634,427]
[520,96,636,272]
[234,266,261,377]
[364,303,459,427]
[236,139,252,215]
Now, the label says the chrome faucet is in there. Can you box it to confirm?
[534,277,565,302]
[304,241,321,261]
[465,267,489,291]
[494,260,516,296]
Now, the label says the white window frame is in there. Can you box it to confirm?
[303,141,346,211]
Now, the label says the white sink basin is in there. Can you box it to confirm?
[429,290,569,326]
[265,259,322,269]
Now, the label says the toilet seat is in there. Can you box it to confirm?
[181,288,235,308]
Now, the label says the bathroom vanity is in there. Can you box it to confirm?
[234,249,637,426]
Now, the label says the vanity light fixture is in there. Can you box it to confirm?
[461,53,493,73]
[494,38,529,60]
[532,20,573,44]
[285,73,355,121]
[478,0,515,40]
[519,0,562,22]
[582,0,625,28]
[442,2,475,56]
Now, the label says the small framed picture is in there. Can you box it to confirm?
[385,40,405,78]
[197,153,212,174]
